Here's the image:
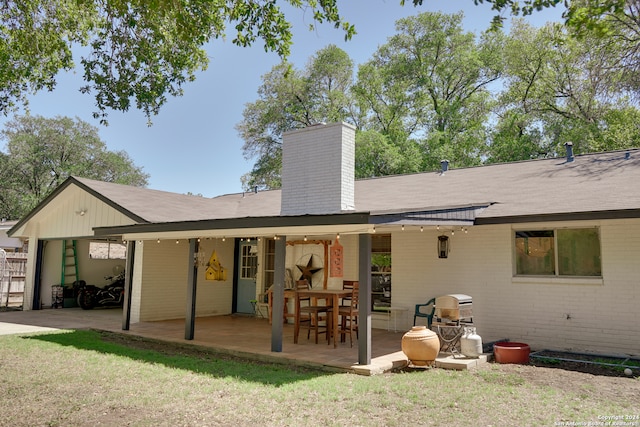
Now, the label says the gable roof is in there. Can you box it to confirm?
[10,148,640,238]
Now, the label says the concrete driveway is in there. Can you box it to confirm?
[0,307,122,335]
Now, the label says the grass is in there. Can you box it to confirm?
[0,329,638,427]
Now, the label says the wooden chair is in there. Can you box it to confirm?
[332,287,358,347]
[340,280,358,306]
[295,280,329,344]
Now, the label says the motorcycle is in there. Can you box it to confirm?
[75,271,125,309]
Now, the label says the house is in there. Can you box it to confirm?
[1,219,23,252]
[8,122,640,362]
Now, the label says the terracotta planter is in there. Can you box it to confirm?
[493,342,530,364]
[401,326,440,366]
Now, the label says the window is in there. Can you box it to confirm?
[240,243,258,280]
[263,238,276,297]
[515,228,601,277]
[89,241,127,260]
[371,234,391,312]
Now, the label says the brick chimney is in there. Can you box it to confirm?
[281,122,356,215]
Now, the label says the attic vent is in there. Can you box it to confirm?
[440,160,449,174]
[564,142,574,162]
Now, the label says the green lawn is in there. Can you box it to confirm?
[1,330,638,426]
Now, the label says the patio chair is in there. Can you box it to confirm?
[331,286,358,347]
[413,297,436,328]
[295,280,329,344]
[340,280,358,306]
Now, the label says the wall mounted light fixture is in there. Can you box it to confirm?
[438,235,450,259]
[75,209,87,216]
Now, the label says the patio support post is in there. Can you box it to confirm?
[271,236,286,352]
[358,233,372,365]
[31,240,45,310]
[122,240,135,331]
[185,238,198,340]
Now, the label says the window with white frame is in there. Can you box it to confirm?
[515,228,601,277]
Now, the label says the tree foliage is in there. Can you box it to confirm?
[355,11,503,169]
[237,45,361,190]
[238,9,640,188]
[0,115,148,219]
[487,17,638,161]
[0,0,355,124]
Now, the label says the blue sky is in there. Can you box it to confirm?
[0,1,562,198]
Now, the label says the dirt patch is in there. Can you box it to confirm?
[489,362,640,404]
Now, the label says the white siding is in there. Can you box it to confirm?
[28,185,135,239]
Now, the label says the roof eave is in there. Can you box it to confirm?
[93,212,373,238]
[475,209,640,225]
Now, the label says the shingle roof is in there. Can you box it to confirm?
[73,177,282,223]
[355,148,640,222]
[79,148,640,225]
[11,148,640,237]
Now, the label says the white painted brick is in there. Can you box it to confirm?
[391,219,640,356]
[281,122,356,215]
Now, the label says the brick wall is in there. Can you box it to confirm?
[281,122,355,215]
[392,219,640,356]
[137,239,233,322]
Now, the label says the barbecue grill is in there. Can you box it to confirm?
[434,294,473,325]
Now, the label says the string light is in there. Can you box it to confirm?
[420,226,424,232]
[336,233,340,240]
[401,225,405,231]
[157,239,160,244]
[303,235,308,241]
[222,237,226,242]
[176,239,179,244]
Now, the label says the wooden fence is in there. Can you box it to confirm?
[1,251,27,308]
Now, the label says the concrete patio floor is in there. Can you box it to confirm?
[0,307,487,375]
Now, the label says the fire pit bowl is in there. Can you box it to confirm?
[493,342,530,364]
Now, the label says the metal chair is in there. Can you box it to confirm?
[413,297,435,328]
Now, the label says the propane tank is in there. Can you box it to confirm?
[460,326,483,358]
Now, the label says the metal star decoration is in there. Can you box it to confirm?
[296,254,323,287]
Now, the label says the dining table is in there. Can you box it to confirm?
[294,288,353,348]
[267,288,297,324]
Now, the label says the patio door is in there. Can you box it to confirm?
[236,240,258,314]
